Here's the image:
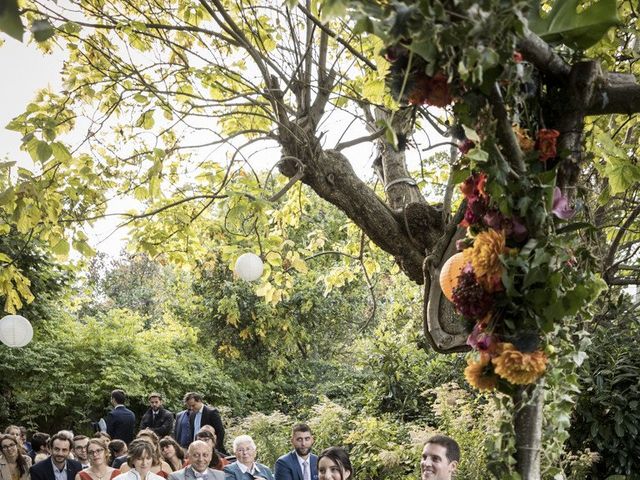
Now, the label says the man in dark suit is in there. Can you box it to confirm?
[174,408,191,449]
[30,432,83,480]
[184,392,226,454]
[274,424,317,480]
[105,389,136,444]
[140,392,174,438]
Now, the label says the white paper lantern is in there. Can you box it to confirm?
[0,314,33,348]
[234,253,264,281]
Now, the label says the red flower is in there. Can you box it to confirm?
[513,51,523,63]
[537,129,560,162]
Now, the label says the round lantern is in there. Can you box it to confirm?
[0,314,34,348]
[439,252,468,302]
[234,253,264,281]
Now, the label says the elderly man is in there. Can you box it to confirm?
[29,432,83,480]
[184,392,226,454]
[420,435,460,480]
[223,435,273,480]
[140,392,174,438]
[274,424,317,480]
[168,440,224,480]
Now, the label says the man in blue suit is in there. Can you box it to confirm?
[273,424,317,480]
[105,389,136,444]
[30,432,83,480]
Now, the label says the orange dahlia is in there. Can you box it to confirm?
[513,125,535,152]
[464,229,507,292]
[464,353,498,391]
[491,343,548,385]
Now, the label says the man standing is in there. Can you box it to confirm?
[168,440,224,480]
[30,432,83,480]
[420,435,459,480]
[140,392,174,438]
[274,424,317,480]
[72,436,90,469]
[105,389,136,444]
[174,407,191,449]
[184,392,226,454]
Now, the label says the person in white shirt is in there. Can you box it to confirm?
[113,440,164,480]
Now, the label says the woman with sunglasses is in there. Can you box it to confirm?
[0,433,31,480]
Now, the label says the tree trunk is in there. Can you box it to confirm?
[513,381,544,480]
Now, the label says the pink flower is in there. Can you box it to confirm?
[552,187,575,219]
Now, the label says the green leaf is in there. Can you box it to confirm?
[466,147,489,163]
[52,238,70,257]
[31,18,55,42]
[529,0,621,50]
[35,141,53,162]
[603,157,640,194]
[0,0,24,42]
[51,142,72,162]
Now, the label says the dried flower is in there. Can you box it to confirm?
[407,72,453,107]
[513,125,535,152]
[452,264,493,319]
[492,343,548,385]
[537,129,560,162]
[465,229,508,292]
[464,353,498,391]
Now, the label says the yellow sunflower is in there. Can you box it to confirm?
[464,353,498,391]
[464,229,508,292]
[492,343,548,385]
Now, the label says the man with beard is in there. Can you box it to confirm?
[30,432,83,480]
[274,424,317,480]
[140,392,174,438]
[72,436,90,469]
[420,435,459,480]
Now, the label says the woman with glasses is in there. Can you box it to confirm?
[118,432,170,478]
[223,435,273,480]
[0,433,31,480]
[75,438,120,480]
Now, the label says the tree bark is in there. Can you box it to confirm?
[513,381,544,480]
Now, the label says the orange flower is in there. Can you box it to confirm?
[492,343,548,385]
[464,229,507,292]
[513,125,535,152]
[537,129,560,162]
[464,353,498,391]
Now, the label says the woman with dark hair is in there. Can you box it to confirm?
[158,437,184,473]
[317,447,353,480]
[107,440,127,468]
[0,433,32,480]
[113,440,164,480]
[75,438,120,480]
[118,432,170,477]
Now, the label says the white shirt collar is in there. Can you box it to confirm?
[237,462,260,475]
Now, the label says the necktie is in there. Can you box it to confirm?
[303,461,310,480]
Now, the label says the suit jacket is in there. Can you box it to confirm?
[174,410,191,449]
[169,466,224,480]
[189,405,225,454]
[106,404,136,444]
[0,454,31,480]
[140,406,174,437]
[223,462,273,480]
[30,457,83,480]
[273,452,317,480]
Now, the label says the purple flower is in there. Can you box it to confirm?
[452,264,493,319]
[552,187,575,220]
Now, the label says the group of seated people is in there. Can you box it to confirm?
[0,424,359,480]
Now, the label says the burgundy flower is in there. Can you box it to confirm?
[452,264,493,319]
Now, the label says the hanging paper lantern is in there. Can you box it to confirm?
[234,253,264,281]
[0,315,33,348]
[439,252,468,301]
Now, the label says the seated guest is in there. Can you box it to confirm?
[167,441,223,480]
[223,435,273,480]
[3,427,23,448]
[0,433,32,480]
[30,433,50,461]
[75,438,120,480]
[19,428,32,458]
[317,447,352,480]
[107,441,127,468]
[73,436,90,469]
[158,438,185,473]
[274,424,317,480]
[30,432,83,480]
[194,429,228,470]
[118,433,171,477]
[93,433,111,443]
[113,440,164,480]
